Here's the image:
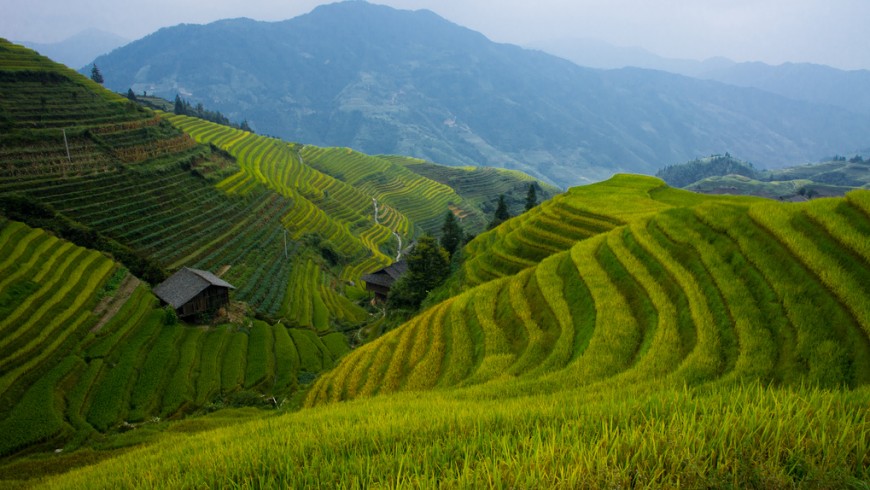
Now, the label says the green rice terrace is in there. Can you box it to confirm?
[1,39,869,488]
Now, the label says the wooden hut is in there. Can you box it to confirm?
[153,267,235,318]
[361,260,407,302]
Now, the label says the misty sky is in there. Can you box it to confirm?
[3,0,869,70]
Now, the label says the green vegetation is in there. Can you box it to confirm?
[660,153,870,200]
[2,38,869,488]
[34,382,870,489]
[387,236,451,310]
[0,219,351,458]
[312,176,870,401]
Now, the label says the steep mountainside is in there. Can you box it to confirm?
[86,2,870,187]
[534,38,870,115]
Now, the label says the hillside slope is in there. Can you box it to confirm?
[1,38,549,323]
[0,39,557,459]
[658,154,870,200]
[86,2,870,186]
[309,175,870,401]
[0,218,350,457]
[32,177,870,489]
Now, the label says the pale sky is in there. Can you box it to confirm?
[3,0,869,70]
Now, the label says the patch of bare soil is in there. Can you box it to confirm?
[91,274,141,332]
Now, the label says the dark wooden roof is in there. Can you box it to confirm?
[361,260,408,288]
[153,267,236,309]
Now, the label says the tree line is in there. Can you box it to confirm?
[387,183,538,310]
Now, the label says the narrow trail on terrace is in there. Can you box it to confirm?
[393,232,403,261]
[92,274,141,332]
[373,198,379,224]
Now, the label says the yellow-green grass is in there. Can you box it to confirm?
[35,382,870,489]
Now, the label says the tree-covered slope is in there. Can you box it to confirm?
[85,2,870,187]
[659,153,870,200]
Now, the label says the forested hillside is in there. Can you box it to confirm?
[658,153,870,200]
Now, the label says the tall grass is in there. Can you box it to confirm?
[39,383,870,489]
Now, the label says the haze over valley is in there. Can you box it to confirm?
[1,1,869,487]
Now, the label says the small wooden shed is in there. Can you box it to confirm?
[153,267,235,318]
[361,260,407,302]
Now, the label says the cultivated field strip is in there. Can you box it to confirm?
[308,188,870,404]
[9,165,296,314]
[300,146,467,234]
[163,113,405,281]
[393,157,562,232]
[0,223,352,455]
[0,41,307,316]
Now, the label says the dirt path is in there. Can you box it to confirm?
[373,197,379,224]
[393,231,403,261]
[91,273,141,332]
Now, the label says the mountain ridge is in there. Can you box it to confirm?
[85,1,870,187]
[533,37,870,115]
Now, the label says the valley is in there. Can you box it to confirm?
[1,2,869,486]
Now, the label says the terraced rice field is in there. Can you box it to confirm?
[300,147,478,234]
[308,177,870,402]
[0,41,305,316]
[29,175,870,487]
[391,156,562,231]
[162,114,402,272]
[0,220,351,455]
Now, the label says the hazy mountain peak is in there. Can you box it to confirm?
[85,5,870,187]
[18,28,128,70]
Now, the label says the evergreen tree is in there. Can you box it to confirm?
[90,64,104,84]
[488,194,511,230]
[126,88,137,101]
[524,183,538,211]
[387,235,450,310]
[174,94,185,115]
[240,119,253,133]
[440,210,463,258]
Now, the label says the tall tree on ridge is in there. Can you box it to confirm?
[440,210,463,258]
[90,64,104,84]
[524,183,538,212]
[488,194,511,230]
[388,235,450,310]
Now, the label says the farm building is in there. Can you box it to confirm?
[361,260,407,302]
[153,267,235,318]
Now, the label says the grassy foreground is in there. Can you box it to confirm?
[37,381,868,488]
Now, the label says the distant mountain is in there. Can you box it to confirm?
[535,38,870,116]
[700,62,870,116]
[19,28,128,70]
[87,2,870,187]
[658,153,870,200]
[528,37,737,75]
